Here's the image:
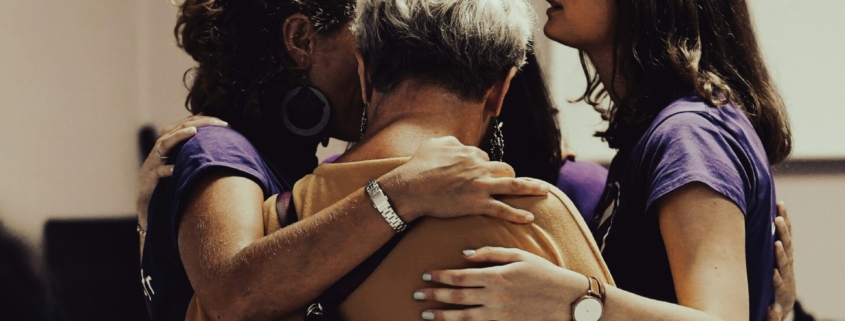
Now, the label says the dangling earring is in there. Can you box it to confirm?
[360,102,369,139]
[280,74,331,137]
[490,117,504,161]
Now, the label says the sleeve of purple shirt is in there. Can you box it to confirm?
[644,112,748,215]
[169,127,280,245]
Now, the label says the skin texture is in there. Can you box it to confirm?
[416,0,796,320]
[418,205,794,321]
[140,14,552,321]
[135,115,228,259]
[283,14,364,141]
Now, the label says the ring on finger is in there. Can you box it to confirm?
[156,145,168,160]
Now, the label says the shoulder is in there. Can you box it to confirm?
[174,126,267,172]
[499,188,613,282]
[179,126,260,160]
[650,103,722,142]
[171,126,278,198]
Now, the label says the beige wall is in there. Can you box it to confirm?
[0,0,145,244]
[773,173,845,319]
[0,0,842,318]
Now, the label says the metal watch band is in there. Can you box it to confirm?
[365,180,408,233]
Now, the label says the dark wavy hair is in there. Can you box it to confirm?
[175,0,353,121]
[481,53,563,184]
[579,0,792,164]
[174,0,354,179]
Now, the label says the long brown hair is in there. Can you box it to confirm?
[579,0,792,164]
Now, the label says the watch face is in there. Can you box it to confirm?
[573,297,603,321]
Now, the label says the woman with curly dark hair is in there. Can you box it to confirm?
[135,0,552,320]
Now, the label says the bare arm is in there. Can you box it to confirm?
[418,183,749,321]
[175,137,550,320]
[606,182,749,320]
[179,172,398,320]
[136,115,229,260]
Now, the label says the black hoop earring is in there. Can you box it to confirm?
[360,102,369,139]
[490,117,504,161]
[280,85,331,137]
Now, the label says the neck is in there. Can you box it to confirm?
[340,80,490,162]
[585,45,626,105]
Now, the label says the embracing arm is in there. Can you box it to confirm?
[418,183,748,321]
[177,137,550,320]
[179,172,400,320]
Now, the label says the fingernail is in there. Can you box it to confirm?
[525,214,535,221]
[413,291,426,300]
[463,249,476,257]
[422,273,432,281]
[421,311,435,320]
[220,121,229,127]
[170,167,174,174]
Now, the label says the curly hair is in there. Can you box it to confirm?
[579,0,792,164]
[175,0,354,123]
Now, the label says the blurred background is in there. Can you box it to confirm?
[0,0,842,320]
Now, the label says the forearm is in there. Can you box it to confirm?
[601,285,724,321]
[196,185,407,319]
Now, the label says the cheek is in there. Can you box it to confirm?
[544,0,615,50]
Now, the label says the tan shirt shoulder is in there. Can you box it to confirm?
[337,187,612,321]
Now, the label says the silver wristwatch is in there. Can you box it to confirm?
[365,180,408,233]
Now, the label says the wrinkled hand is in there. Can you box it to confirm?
[383,137,550,224]
[415,247,580,321]
[135,115,228,230]
[767,201,795,321]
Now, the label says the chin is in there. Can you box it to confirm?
[543,21,571,46]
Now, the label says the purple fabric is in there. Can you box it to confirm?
[322,154,342,164]
[591,96,776,321]
[556,159,608,223]
[141,126,287,320]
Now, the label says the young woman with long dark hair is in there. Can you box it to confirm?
[417,0,795,320]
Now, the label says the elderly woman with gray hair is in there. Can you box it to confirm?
[269,0,612,320]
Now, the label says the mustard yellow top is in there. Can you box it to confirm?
[186,157,613,321]
[292,157,612,320]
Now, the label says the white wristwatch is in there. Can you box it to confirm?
[365,180,408,233]
[571,276,605,321]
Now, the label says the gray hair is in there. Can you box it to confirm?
[351,0,536,101]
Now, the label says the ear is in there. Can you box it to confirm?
[282,13,316,70]
[484,67,519,117]
[355,49,374,104]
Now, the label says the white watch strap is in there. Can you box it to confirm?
[366,180,408,233]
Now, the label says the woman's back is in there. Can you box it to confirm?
[287,157,612,320]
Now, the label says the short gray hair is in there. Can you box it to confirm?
[351,0,536,101]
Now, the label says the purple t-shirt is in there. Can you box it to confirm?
[140,127,287,320]
[591,96,776,321]
[556,159,608,223]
